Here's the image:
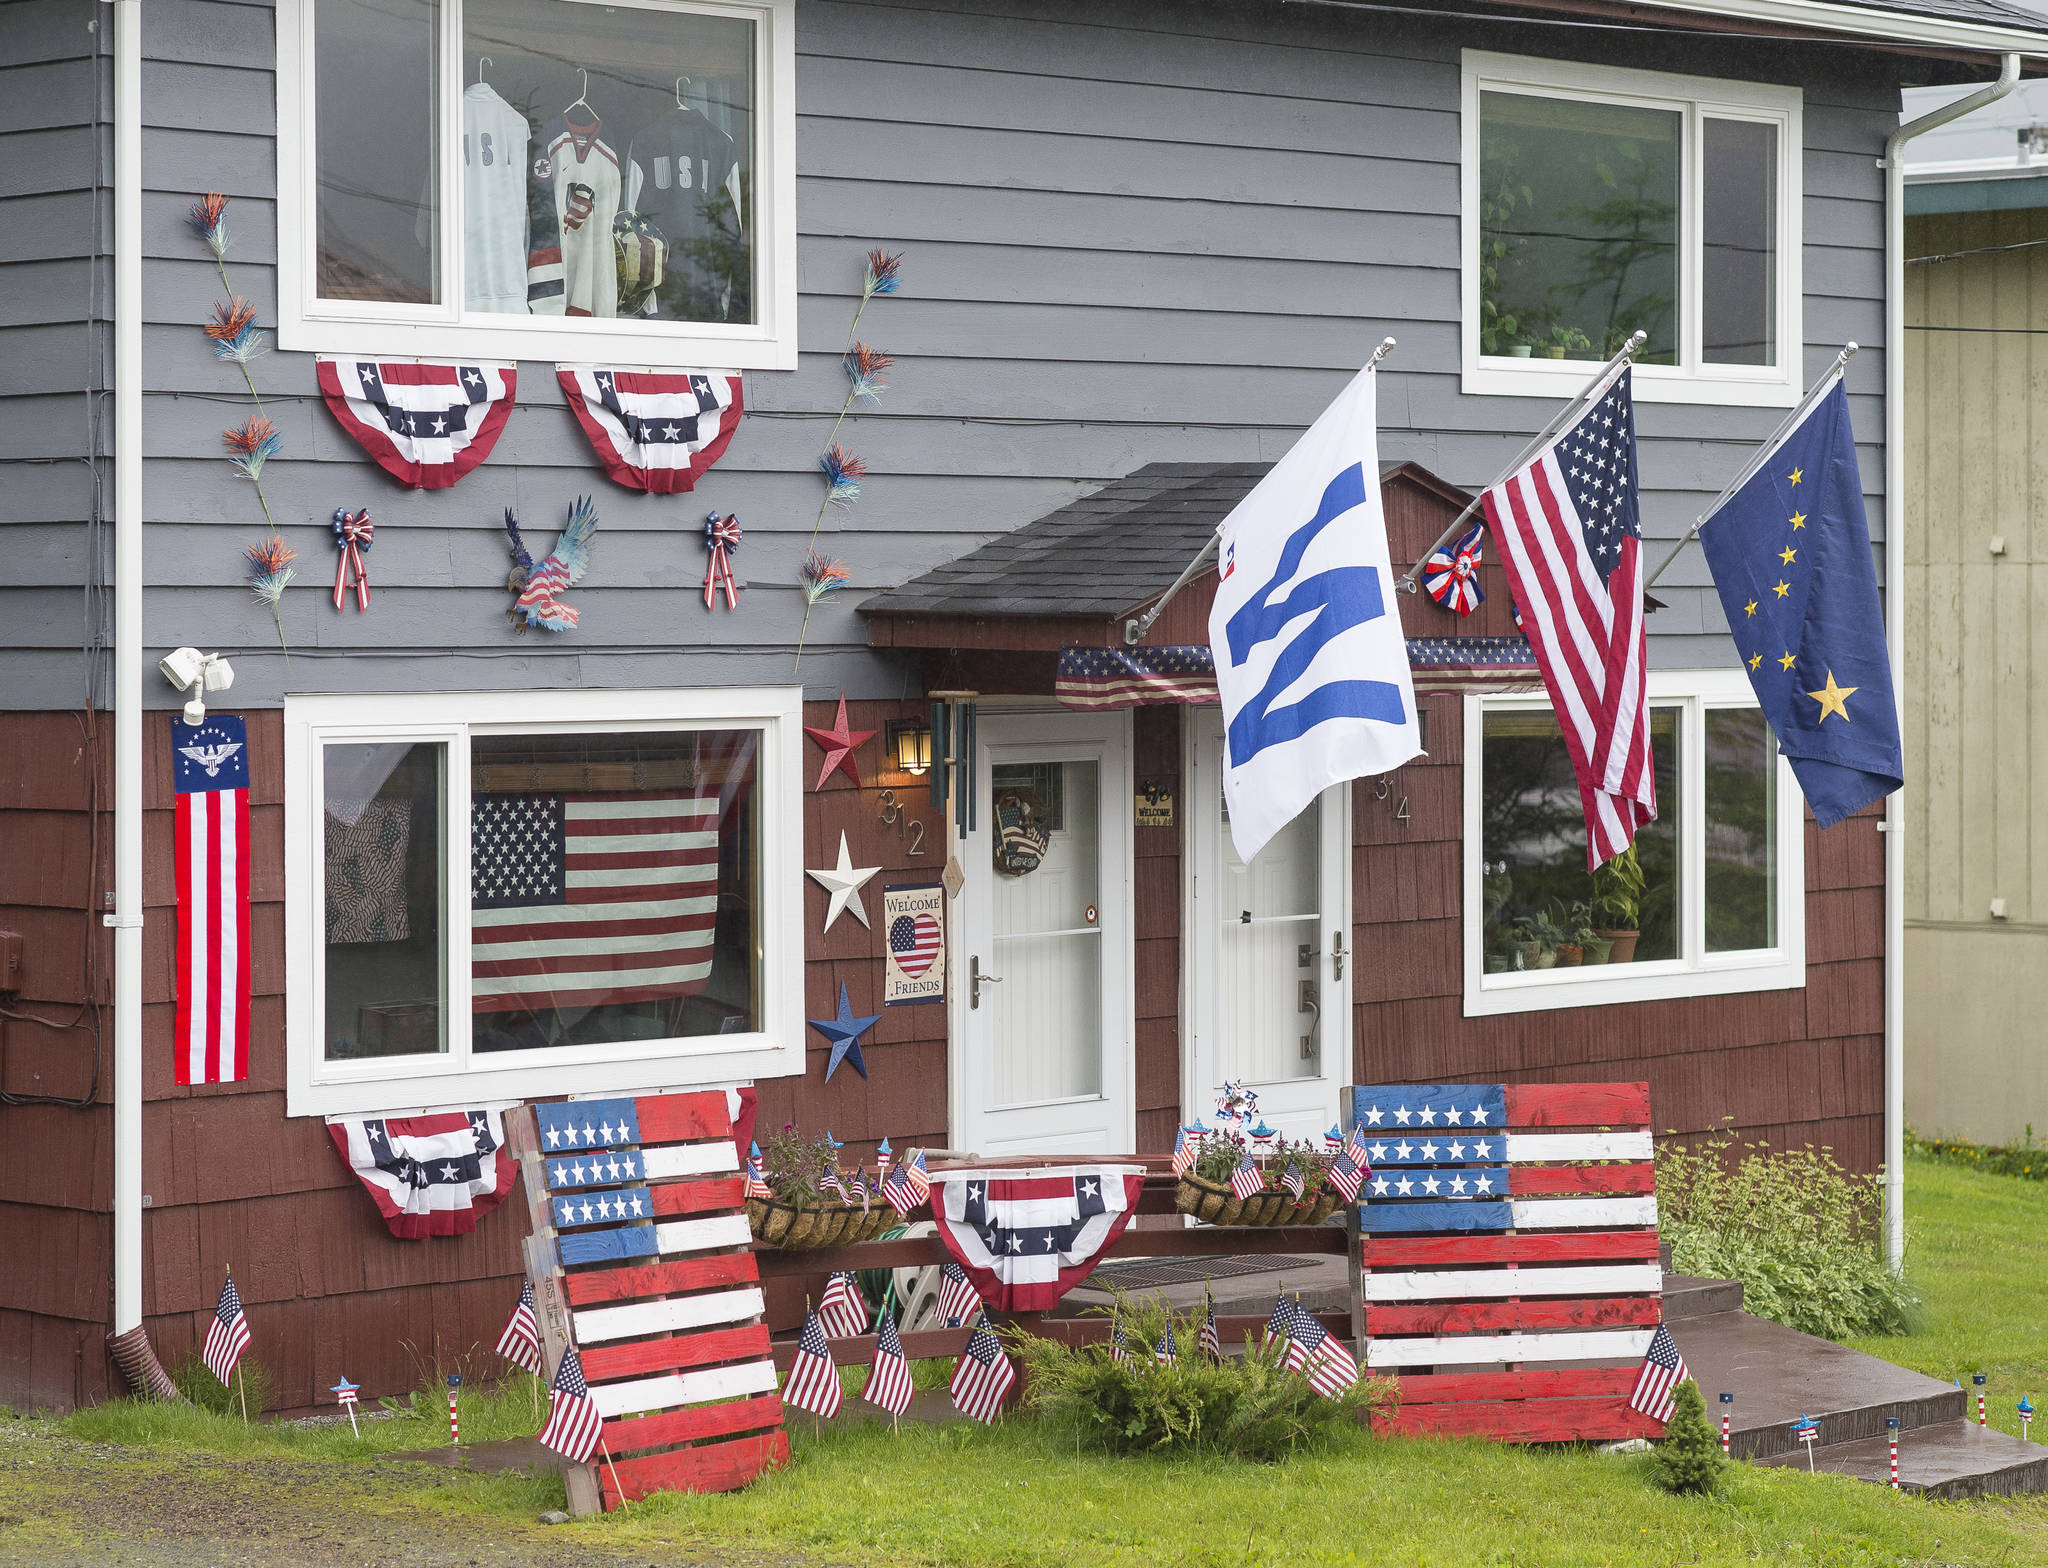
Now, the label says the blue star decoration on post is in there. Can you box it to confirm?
[809,982,883,1082]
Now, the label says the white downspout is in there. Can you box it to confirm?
[110,0,145,1348]
[1881,54,2019,1273]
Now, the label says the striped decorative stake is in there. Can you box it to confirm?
[1975,1372,1988,1427]
[1719,1391,1733,1456]
[447,1373,461,1445]
[1886,1416,1900,1488]
[2020,1396,2034,1442]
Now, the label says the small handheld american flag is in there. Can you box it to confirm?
[1627,1323,1689,1423]
[1110,1314,1131,1364]
[1286,1302,1359,1398]
[819,1169,849,1205]
[1156,1323,1179,1366]
[817,1271,869,1341]
[850,1168,872,1212]
[1265,1294,1294,1349]
[202,1272,252,1386]
[745,1144,773,1201]
[537,1344,604,1464]
[1281,1162,1305,1201]
[1198,1291,1221,1361]
[495,1279,542,1374]
[950,1314,1016,1424]
[782,1309,844,1420]
[1171,1126,1197,1177]
[1325,1145,1366,1204]
[1229,1153,1265,1202]
[863,1310,914,1417]
[937,1262,982,1327]
[880,1160,919,1216]
[902,1148,931,1203]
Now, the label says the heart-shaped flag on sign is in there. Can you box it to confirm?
[890,912,942,978]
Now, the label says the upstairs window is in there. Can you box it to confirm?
[277,0,796,369]
[1461,52,1801,407]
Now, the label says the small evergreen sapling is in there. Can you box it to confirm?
[1651,1379,1726,1495]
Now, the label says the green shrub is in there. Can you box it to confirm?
[1650,1380,1725,1496]
[1656,1127,1915,1340]
[1009,1294,1397,1461]
[1907,1125,2048,1181]
[171,1355,273,1417]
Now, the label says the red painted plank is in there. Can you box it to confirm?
[1391,1367,1639,1404]
[1363,1230,1660,1268]
[601,1393,786,1458]
[1366,1296,1662,1336]
[1502,1082,1650,1127]
[633,1092,736,1145]
[602,1428,788,1506]
[563,1251,760,1306]
[1509,1163,1656,1196]
[650,1177,747,1217]
[580,1322,773,1384]
[1382,1396,1662,1442]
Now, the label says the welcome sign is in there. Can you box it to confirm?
[882,882,945,1006]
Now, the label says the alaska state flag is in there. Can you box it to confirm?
[1698,381,1901,827]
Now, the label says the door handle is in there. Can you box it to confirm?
[1330,931,1347,981]
[970,955,1003,1010]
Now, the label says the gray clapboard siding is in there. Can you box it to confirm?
[0,0,1904,704]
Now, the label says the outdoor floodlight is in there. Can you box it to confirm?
[158,647,234,725]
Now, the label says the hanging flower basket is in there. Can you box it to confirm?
[1173,1173,1344,1228]
[747,1195,899,1250]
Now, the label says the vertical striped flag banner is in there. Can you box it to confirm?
[172,715,252,1085]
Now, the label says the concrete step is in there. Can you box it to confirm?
[1757,1418,2048,1500]
[1669,1310,1965,1460]
[1661,1274,1743,1320]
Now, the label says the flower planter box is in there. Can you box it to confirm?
[1173,1173,1343,1228]
[746,1195,899,1250]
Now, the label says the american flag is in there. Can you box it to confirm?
[902,1149,931,1203]
[495,1279,542,1374]
[888,911,943,979]
[937,1262,981,1328]
[950,1315,1016,1423]
[1198,1294,1221,1361]
[1627,1323,1689,1423]
[1171,1127,1198,1177]
[1480,369,1654,869]
[745,1150,773,1201]
[849,1169,872,1212]
[537,1344,605,1463]
[819,1170,849,1205]
[172,716,251,1086]
[1156,1323,1179,1366]
[817,1272,869,1340]
[1265,1294,1294,1349]
[1281,1162,1305,1201]
[202,1273,252,1385]
[863,1311,914,1416]
[880,1161,919,1216]
[1055,645,1219,711]
[1110,1316,1131,1364]
[1326,1146,1367,1204]
[470,790,720,1013]
[1285,1303,1359,1398]
[1230,1153,1264,1202]
[781,1309,844,1420]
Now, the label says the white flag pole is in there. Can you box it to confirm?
[1394,329,1648,597]
[1122,338,1397,647]
[1640,343,1858,592]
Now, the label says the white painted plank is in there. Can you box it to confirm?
[573,1287,766,1345]
[1362,1265,1662,1303]
[652,1212,754,1256]
[1365,1328,1655,1369]
[641,1140,739,1181]
[1503,1132,1653,1163]
[1508,1196,1659,1229]
[591,1358,780,1419]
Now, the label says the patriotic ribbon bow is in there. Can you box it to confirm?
[331,507,374,612]
[1423,523,1486,616]
[703,511,741,611]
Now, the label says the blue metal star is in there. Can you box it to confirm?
[810,983,882,1082]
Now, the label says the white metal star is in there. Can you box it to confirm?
[807,831,881,931]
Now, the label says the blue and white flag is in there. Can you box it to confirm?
[1208,365,1421,859]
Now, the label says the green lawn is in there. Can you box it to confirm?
[36,1155,2048,1568]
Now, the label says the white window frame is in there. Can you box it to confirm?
[274,0,798,371]
[1461,50,1803,408]
[284,685,806,1117]
[1461,669,1805,1017]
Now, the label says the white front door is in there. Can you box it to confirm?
[956,708,1135,1156]
[1185,713,1351,1143]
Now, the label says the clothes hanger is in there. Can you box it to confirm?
[563,68,594,120]
[675,75,693,113]
[475,56,491,84]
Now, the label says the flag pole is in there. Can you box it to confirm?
[1641,342,1859,592]
[599,1439,631,1512]
[1121,338,1398,647]
[1395,329,1648,597]
[236,1365,248,1424]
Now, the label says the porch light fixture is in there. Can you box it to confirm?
[158,646,235,725]
[887,719,932,775]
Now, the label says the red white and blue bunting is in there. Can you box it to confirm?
[556,366,743,493]
[316,359,517,490]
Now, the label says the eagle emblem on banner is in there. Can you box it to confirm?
[556,366,744,493]
[315,358,518,490]
[931,1165,1147,1311]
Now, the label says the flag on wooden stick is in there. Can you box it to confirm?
[781,1309,844,1420]
[863,1311,914,1417]
[537,1344,604,1463]
[202,1272,252,1385]
[495,1279,542,1374]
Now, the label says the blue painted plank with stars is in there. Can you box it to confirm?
[535,1099,642,1152]
[1346,1085,1506,1133]
[551,1186,655,1229]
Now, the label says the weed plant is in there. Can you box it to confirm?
[1907,1124,2048,1181]
[1656,1126,1914,1339]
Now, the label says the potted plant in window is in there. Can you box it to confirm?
[1591,844,1645,964]
[1547,900,1583,966]
[1570,899,1614,966]
[1543,324,1593,361]
[1513,909,1564,970]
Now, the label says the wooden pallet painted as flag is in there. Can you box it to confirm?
[504,1091,786,1514]
[1345,1081,1667,1442]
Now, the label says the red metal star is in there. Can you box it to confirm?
[804,695,878,790]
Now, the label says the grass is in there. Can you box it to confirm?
[36,1155,2048,1567]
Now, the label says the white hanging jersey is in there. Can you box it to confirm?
[526,113,626,318]
[461,84,531,315]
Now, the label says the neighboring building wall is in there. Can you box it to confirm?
[1903,207,2048,1144]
